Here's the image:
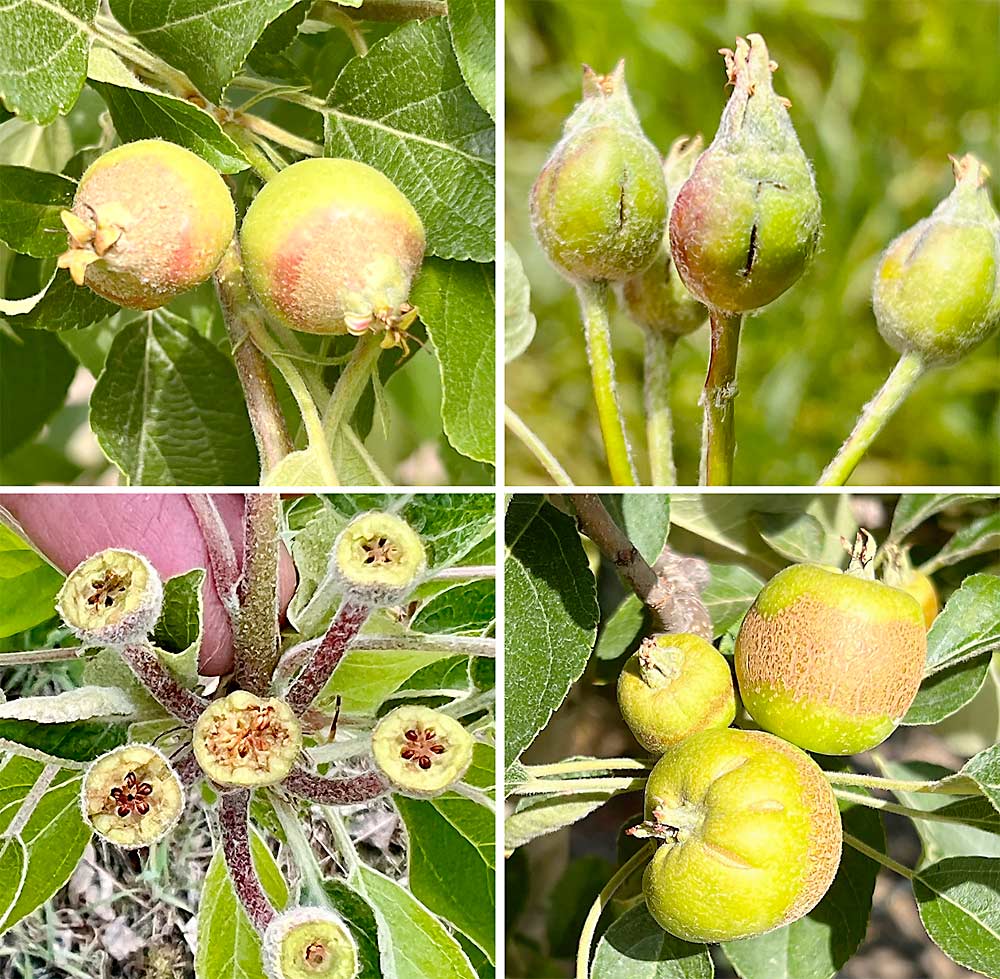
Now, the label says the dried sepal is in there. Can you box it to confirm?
[263,907,359,979]
[371,705,474,798]
[56,548,163,646]
[81,744,184,848]
[193,691,302,788]
[332,511,426,604]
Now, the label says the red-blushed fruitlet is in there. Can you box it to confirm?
[239,158,425,347]
[617,633,735,753]
[530,60,666,283]
[873,153,1000,366]
[734,562,927,755]
[57,139,235,309]
[669,34,821,314]
[635,727,842,943]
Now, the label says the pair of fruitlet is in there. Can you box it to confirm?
[533,36,1000,391]
[52,511,475,979]
[616,539,929,944]
[58,139,426,346]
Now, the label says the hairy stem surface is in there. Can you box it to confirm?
[843,831,914,880]
[121,644,207,726]
[576,281,636,486]
[321,332,383,447]
[819,350,926,485]
[644,330,678,485]
[284,766,389,805]
[219,790,277,932]
[186,494,239,615]
[700,310,743,485]
[504,405,574,486]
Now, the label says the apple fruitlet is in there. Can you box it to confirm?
[58,139,235,309]
[240,158,425,342]
[735,564,927,755]
[640,727,842,943]
[617,633,735,753]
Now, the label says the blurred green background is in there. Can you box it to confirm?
[505,0,1000,486]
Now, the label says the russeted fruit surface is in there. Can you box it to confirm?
[617,633,735,753]
[873,153,1000,366]
[57,139,235,309]
[530,61,667,283]
[640,727,842,943]
[735,564,927,755]
[669,34,821,314]
[240,158,425,341]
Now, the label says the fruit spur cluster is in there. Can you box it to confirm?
[41,509,480,979]
[616,530,928,943]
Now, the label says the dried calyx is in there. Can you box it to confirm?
[82,744,184,848]
[193,691,302,788]
[371,705,474,798]
[332,511,426,604]
[263,908,359,979]
[531,60,667,283]
[57,548,163,645]
[669,34,821,313]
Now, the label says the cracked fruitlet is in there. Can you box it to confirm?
[332,511,426,604]
[56,547,163,645]
[530,61,667,283]
[240,158,426,347]
[735,563,927,755]
[873,154,1000,366]
[82,744,184,848]
[618,136,707,335]
[264,908,359,979]
[669,34,821,314]
[637,726,841,943]
[57,139,235,309]
[371,705,474,798]
[193,691,302,787]
[617,633,736,754]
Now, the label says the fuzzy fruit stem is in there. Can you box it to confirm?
[186,494,240,616]
[174,751,202,790]
[284,599,372,715]
[700,310,743,485]
[576,843,655,979]
[526,758,654,778]
[233,494,282,695]
[832,787,985,828]
[515,777,648,796]
[824,769,978,796]
[284,766,389,805]
[576,281,637,485]
[343,0,448,19]
[843,831,915,880]
[504,405,574,486]
[219,789,277,932]
[644,330,678,485]
[818,350,926,485]
[0,647,80,665]
[214,241,294,477]
[321,332,383,452]
[223,123,281,182]
[120,644,207,727]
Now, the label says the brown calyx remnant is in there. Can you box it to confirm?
[109,770,154,817]
[304,942,331,968]
[400,725,448,771]
[57,202,135,286]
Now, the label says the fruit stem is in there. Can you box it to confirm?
[504,405,574,485]
[321,7,369,56]
[843,831,915,880]
[186,494,240,615]
[575,842,655,979]
[644,330,678,485]
[214,241,294,476]
[284,598,373,715]
[514,777,648,796]
[120,643,207,727]
[232,494,282,696]
[818,350,926,485]
[284,766,389,805]
[823,769,979,796]
[700,310,743,485]
[321,332,383,449]
[238,113,323,158]
[833,787,985,829]
[222,123,282,182]
[0,647,81,665]
[174,751,202,790]
[219,789,278,932]
[576,280,637,485]
[526,758,655,778]
[430,564,496,581]
[270,794,330,905]
[451,782,496,811]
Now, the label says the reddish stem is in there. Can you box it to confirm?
[121,643,207,726]
[284,766,389,805]
[283,599,372,715]
[186,494,240,615]
[219,789,276,934]
[174,750,203,790]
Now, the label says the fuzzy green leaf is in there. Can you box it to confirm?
[0,523,62,638]
[0,165,76,257]
[448,0,495,119]
[592,904,714,979]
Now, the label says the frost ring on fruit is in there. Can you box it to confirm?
[81,744,185,848]
[240,157,426,345]
[56,547,163,646]
[57,139,235,310]
[193,691,303,788]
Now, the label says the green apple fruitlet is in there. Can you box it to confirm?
[617,633,735,753]
[530,61,666,283]
[57,139,235,309]
[240,158,426,347]
[638,726,842,943]
[734,563,927,755]
[669,35,821,314]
